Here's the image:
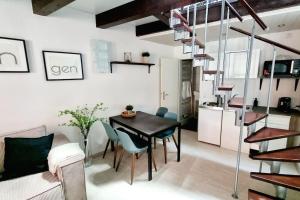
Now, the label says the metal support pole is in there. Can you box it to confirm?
[204,0,209,53]
[232,20,256,199]
[192,4,197,66]
[265,47,277,126]
[258,47,277,172]
[222,7,230,85]
[187,6,190,25]
[216,0,226,88]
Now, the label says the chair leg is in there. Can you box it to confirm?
[103,139,110,159]
[154,138,157,149]
[172,135,178,149]
[163,138,167,164]
[135,153,139,159]
[113,142,118,168]
[152,153,157,172]
[167,138,170,142]
[116,149,124,172]
[131,153,136,185]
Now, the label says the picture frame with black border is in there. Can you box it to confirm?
[42,51,84,81]
[0,36,29,73]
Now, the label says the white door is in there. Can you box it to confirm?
[160,57,180,114]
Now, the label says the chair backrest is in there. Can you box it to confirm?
[156,107,168,118]
[164,112,177,121]
[102,122,118,141]
[115,130,138,153]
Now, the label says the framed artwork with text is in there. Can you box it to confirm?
[43,51,84,81]
[0,37,29,73]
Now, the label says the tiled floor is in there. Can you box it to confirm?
[85,130,299,200]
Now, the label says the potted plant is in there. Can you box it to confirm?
[125,105,134,113]
[59,103,106,167]
[141,52,150,63]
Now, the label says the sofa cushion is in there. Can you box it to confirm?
[0,126,46,173]
[0,171,63,200]
[3,134,54,180]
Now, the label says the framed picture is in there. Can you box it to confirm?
[43,51,84,81]
[0,37,29,73]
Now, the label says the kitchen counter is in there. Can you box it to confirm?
[253,106,300,117]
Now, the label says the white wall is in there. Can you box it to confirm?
[0,0,175,153]
[175,29,300,107]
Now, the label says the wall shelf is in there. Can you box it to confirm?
[259,76,300,91]
[110,61,155,73]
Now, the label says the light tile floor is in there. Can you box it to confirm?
[85,130,299,200]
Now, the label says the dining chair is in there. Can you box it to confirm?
[155,112,178,164]
[115,129,157,185]
[156,107,168,118]
[102,122,119,168]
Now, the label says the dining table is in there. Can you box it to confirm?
[109,111,181,181]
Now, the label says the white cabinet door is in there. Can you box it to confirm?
[221,110,250,153]
[198,107,222,146]
[226,49,260,79]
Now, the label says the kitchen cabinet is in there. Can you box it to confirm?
[198,107,223,146]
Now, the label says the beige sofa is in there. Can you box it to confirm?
[0,126,87,200]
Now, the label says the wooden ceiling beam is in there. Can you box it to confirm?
[136,0,300,36]
[31,0,75,16]
[96,0,202,29]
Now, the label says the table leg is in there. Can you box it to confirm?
[109,119,115,151]
[177,125,181,162]
[147,136,152,181]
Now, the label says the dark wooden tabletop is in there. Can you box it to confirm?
[109,111,180,137]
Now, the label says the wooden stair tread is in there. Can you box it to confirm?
[218,84,234,91]
[251,172,300,191]
[181,38,205,48]
[244,112,268,126]
[248,189,282,200]
[250,146,300,162]
[173,10,188,24]
[245,127,300,143]
[203,70,224,75]
[228,97,244,108]
[174,23,193,33]
[194,54,214,61]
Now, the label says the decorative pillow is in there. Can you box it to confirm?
[2,134,54,181]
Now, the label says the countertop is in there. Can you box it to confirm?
[253,106,300,117]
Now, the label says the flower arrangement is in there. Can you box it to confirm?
[59,103,106,166]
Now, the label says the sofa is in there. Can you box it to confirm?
[0,125,87,200]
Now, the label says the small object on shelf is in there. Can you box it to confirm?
[125,105,134,111]
[141,52,150,63]
[124,52,132,62]
[253,98,258,108]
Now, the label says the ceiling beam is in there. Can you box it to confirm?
[96,0,202,29]
[136,0,300,36]
[153,12,170,26]
[31,0,75,16]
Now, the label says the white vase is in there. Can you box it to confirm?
[142,57,149,63]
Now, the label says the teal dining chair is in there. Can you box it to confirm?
[102,122,119,168]
[115,129,157,185]
[156,107,168,118]
[155,112,178,164]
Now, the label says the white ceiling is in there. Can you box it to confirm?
[141,6,300,46]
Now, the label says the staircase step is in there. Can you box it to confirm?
[250,146,300,162]
[174,23,193,33]
[218,84,234,91]
[251,172,300,191]
[173,10,188,24]
[244,112,268,126]
[245,127,300,143]
[203,70,224,75]
[194,54,214,61]
[228,97,244,108]
[248,189,282,200]
[181,38,205,48]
